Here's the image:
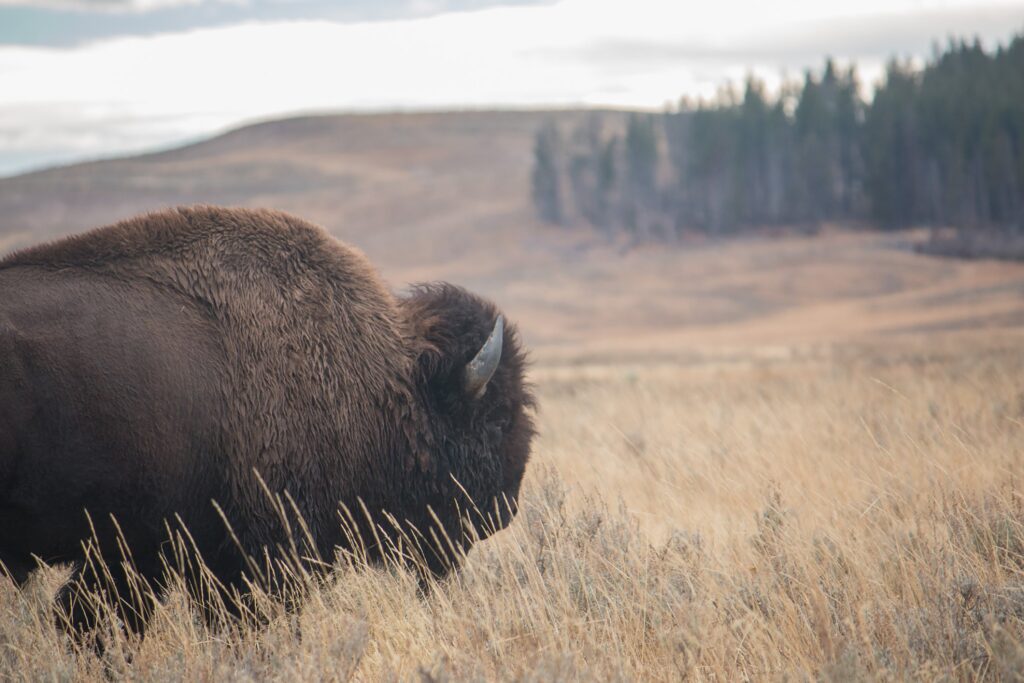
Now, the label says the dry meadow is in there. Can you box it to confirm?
[3,337,1024,681]
[4,111,1024,681]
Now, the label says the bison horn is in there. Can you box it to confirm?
[464,315,504,399]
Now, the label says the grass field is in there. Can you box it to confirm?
[3,110,1024,680]
[3,337,1023,681]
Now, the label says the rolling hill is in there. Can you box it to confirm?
[2,109,1023,362]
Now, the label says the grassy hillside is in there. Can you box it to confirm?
[0,110,590,266]
[2,110,1023,359]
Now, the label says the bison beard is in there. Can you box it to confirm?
[0,206,534,632]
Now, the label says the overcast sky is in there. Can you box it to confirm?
[0,0,1022,176]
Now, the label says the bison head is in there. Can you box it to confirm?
[399,283,535,576]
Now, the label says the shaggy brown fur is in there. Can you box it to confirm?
[0,206,534,627]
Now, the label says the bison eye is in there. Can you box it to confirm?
[463,315,503,399]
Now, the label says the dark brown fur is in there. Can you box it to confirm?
[0,206,534,626]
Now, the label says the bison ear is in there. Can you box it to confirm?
[464,315,503,399]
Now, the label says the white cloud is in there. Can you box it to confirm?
[1,0,1022,174]
[0,0,232,12]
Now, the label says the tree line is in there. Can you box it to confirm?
[531,33,1024,241]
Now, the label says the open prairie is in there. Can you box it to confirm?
[2,111,1024,680]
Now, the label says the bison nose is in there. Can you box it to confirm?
[498,502,518,529]
[476,496,517,535]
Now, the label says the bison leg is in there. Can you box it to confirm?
[54,568,95,636]
[55,560,158,638]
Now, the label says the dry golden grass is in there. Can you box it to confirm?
[6,109,1024,680]
[3,338,1024,681]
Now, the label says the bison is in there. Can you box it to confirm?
[0,206,534,629]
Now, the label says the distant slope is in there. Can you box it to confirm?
[0,110,594,262]
[2,109,1023,360]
